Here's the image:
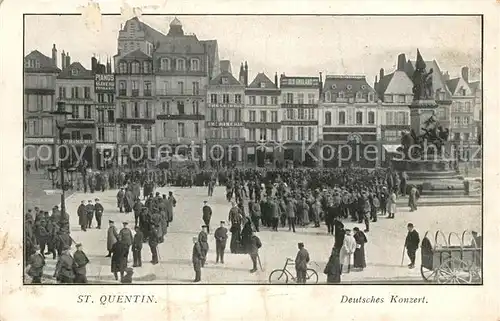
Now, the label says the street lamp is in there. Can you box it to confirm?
[50,101,72,216]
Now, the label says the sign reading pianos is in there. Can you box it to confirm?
[94,74,115,93]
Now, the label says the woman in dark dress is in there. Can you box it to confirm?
[324,248,342,284]
[240,219,253,254]
[353,227,367,270]
[111,241,128,281]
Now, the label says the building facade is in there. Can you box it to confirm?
[206,61,245,166]
[244,72,281,167]
[280,74,321,166]
[319,75,378,167]
[24,45,61,166]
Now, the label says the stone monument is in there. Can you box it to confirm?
[392,49,465,196]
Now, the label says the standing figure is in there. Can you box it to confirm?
[111,241,128,281]
[54,245,75,284]
[198,225,209,267]
[202,201,212,234]
[106,220,119,257]
[248,232,262,273]
[148,224,159,265]
[408,185,420,212]
[228,202,242,253]
[73,243,90,284]
[295,242,310,284]
[192,236,203,282]
[214,221,228,264]
[404,223,420,269]
[77,200,87,231]
[26,245,45,284]
[132,226,143,267]
[324,248,342,284]
[117,188,125,213]
[85,200,95,229]
[340,229,357,274]
[94,198,104,229]
[118,222,133,260]
[352,227,367,271]
[387,189,397,219]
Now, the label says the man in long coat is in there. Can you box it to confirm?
[94,198,104,229]
[166,191,176,225]
[111,241,128,281]
[295,242,310,284]
[85,200,95,229]
[54,245,75,283]
[124,188,134,214]
[26,245,45,284]
[116,188,125,213]
[353,227,367,271]
[198,225,209,267]
[77,200,87,231]
[192,236,203,282]
[228,202,242,253]
[214,221,228,264]
[340,229,357,274]
[106,220,119,257]
[73,243,90,283]
[119,222,133,260]
[202,201,212,234]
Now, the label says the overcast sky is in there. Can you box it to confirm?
[25,15,481,84]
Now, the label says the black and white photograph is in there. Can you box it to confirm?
[22,14,483,286]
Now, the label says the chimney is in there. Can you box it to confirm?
[461,66,469,82]
[66,52,71,68]
[379,68,384,80]
[239,63,245,85]
[374,75,378,92]
[397,53,406,71]
[274,72,278,88]
[61,50,66,69]
[442,71,450,82]
[106,58,112,73]
[91,56,98,73]
[319,72,323,96]
[52,44,57,66]
[244,61,248,86]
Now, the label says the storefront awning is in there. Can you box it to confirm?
[383,144,401,153]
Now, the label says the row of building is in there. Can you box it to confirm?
[24,17,482,168]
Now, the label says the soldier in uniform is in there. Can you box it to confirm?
[77,200,87,231]
[26,244,45,284]
[133,198,143,227]
[248,232,262,273]
[295,242,310,284]
[54,244,75,284]
[73,243,90,283]
[228,202,242,253]
[214,221,228,264]
[94,198,104,229]
[106,220,119,257]
[148,224,159,265]
[118,222,133,260]
[198,225,209,267]
[85,200,95,229]
[116,188,125,213]
[202,201,212,234]
[192,236,203,282]
[132,226,143,267]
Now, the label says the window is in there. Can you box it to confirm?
[59,87,66,99]
[71,105,79,119]
[192,101,199,114]
[98,127,105,141]
[121,102,127,118]
[131,81,139,96]
[118,62,128,73]
[194,122,199,137]
[325,92,331,102]
[145,102,151,118]
[286,93,294,104]
[161,102,169,115]
[286,108,295,120]
[97,94,104,103]
[286,127,294,141]
[177,101,185,115]
[145,126,152,141]
[260,111,267,122]
[249,96,256,105]
[368,92,374,102]
[107,110,115,123]
[42,118,52,136]
[120,125,127,142]
[298,127,304,140]
[108,94,114,104]
[271,129,278,141]
[338,91,345,99]
[192,82,199,95]
[308,109,315,120]
[384,130,399,142]
[235,94,242,104]
[308,127,314,142]
[84,87,91,99]
[223,109,230,121]
[260,96,267,105]
[235,109,242,122]
[133,102,140,118]
[260,82,266,88]
[325,112,332,125]
[71,87,79,98]
[190,59,200,71]
[454,116,461,126]
[160,58,170,71]
[249,128,256,141]
[271,111,278,122]
[463,117,470,125]
[132,126,140,142]
[339,111,346,125]
[143,61,151,74]
[464,133,470,141]
[308,93,315,104]
[163,122,168,137]
[177,123,185,137]
[144,81,152,96]
[177,59,185,71]
[398,95,405,103]
[259,128,267,141]
[27,119,40,135]
[465,102,471,112]
[98,110,104,122]
[178,81,184,94]
[297,109,304,120]
[223,94,230,103]
[210,108,217,121]
[297,93,304,104]
[368,111,375,125]
[119,81,127,96]
[131,61,140,74]
[249,111,256,122]
[71,131,81,140]
[356,111,363,124]
[221,77,229,85]
[384,95,393,102]
[271,97,278,105]
[210,94,217,104]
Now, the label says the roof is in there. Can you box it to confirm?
[121,49,152,60]
[170,17,182,27]
[323,75,375,96]
[468,81,481,92]
[446,77,472,96]
[377,70,413,96]
[57,62,93,79]
[248,73,277,89]
[445,78,461,94]
[156,36,205,54]
[209,71,243,86]
[129,17,166,43]
[24,50,61,73]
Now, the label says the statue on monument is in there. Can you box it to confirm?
[411,49,434,101]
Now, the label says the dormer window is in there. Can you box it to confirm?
[25,59,40,68]
[131,61,141,74]
[338,91,345,99]
[190,59,199,71]
[260,82,266,88]
[176,59,185,71]
[160,58,171,71]
[71,69,79,76]
[356,92,362,100]
[368,92,374,102]
[331,84,337,89]
[325,91,331,102]
[221,77,229,85]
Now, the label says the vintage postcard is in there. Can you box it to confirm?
[0,0,498,320]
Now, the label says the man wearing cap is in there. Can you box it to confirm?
[119,222,133,260]
[77,200,87,231]
[202,201,212,234]
[94,198,104,229]
[73,243,90,283]
[85,200,95,229]
[228,202,243,253]
[26,244,45,284]
[132,226,143,267]
[404,223,420,269]
[148,223,160,265]
[295,242,310,284]
[54,245,75,283]
[214,221,228,264]
[106,220,119,257]
[117,188,125,213]
[198,225,209,267]
[192,236,203,282]
[248,232,262,273]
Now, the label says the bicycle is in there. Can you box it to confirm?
[268,258,318,284]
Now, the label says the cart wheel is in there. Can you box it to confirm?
[420,265,436,282]
[435,258,473,284]
[269,269,289,284]
[305,269,319,284]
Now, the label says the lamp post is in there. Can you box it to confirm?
[50,101,72,216]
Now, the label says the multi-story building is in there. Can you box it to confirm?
[24,45,61,166]
[244,72,281,167]
[446,74,475,145]
[154,18,218,161]
[206,61,245,166]
[319,75,378,167]
[114,49,156,167]
[374,54,412,165]
[93,57,116,169]
[468,78,482,145]
[280,74,321,166]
